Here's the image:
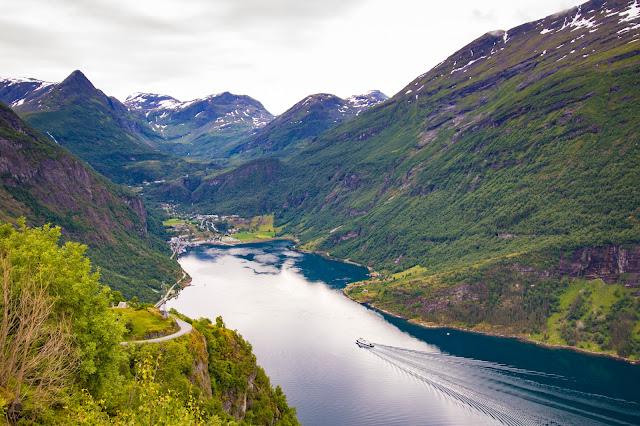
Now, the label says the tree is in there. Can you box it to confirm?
[111,291,124,306]
[0,219,125,421]
[0,251,75,421]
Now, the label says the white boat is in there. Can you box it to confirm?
[356,338,374,348]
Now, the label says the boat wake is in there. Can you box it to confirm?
[369,344,640,425]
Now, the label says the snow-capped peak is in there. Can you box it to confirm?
[346,90,389,109]
[124,92,182,111]
[0,76,54,88]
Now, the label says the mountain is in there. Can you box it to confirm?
[123,89,386,162]
[0,70,214,185]
[124,91,274,160]
[260,0,640,270]
[0,100,182,301]
[230,90,388,158]
[190,0,640,355]
[0,76,55,108]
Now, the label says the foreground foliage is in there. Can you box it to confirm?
[0,220,124,422]
[0,222,298,424]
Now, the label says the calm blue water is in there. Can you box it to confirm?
[168,241,640,425]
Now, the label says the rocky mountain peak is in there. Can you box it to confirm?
[58,70,96,94]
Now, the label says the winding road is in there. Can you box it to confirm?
[120,316,192,345]
[154,271,187,309]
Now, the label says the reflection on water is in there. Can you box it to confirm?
[168,241,640,426]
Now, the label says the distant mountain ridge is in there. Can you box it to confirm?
[0,76,54,108]
[123,91,274,160]
[0,70,216,185]
[120,89,387,161]
[0,71,388,166]
[124,91,273,130]
[231,90,389,158]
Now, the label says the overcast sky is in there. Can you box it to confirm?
[1,0,586,114]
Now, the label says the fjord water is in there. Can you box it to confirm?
[168,241,640,425]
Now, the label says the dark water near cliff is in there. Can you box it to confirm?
[168,241,640,425]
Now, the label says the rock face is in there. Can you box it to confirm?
[0,101,146,243]
[0,101,181,300]
[558,246,640,286]
[188,331,213,399]
[222,369,258,420]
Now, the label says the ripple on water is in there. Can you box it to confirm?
[169,242,640,426]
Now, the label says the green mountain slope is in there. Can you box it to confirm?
[3,70,214,185]
[0,101,181,301]
[188,0,640,355]
[230,91,388,159]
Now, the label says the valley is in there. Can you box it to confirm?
[1,0,640,423]
[1,0,638,360]
[164,212,283,255]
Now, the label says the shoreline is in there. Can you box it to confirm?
[296,248,374,274]
[342,290,639,365]
[172,237,637,365]
[181,236,375,273]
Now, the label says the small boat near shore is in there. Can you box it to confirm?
[356,338,374,348]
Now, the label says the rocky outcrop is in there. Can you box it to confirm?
[222,369,258,420]
[558,245,640,286]
[188,331,213,399]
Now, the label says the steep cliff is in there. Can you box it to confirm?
[0,101,181,300]
[558,245,640,285]
[126,315,299,424]
[193,317,297,424]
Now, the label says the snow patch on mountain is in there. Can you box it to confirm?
[125,92,181,111]
[346,90,389,111]
[620,0,640,22]
[0,77,53,88]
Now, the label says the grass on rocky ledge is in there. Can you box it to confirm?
[110,307,176,341]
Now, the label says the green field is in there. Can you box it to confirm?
[530,279,639,357]
[230,214,276,241]
[162,217,197,226]
[110,307,176,341]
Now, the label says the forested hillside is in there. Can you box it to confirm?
[0,101,181,301]
[180,0,640,356]
[0,223,298,424]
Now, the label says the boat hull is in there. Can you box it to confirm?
[356,338,374,348]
